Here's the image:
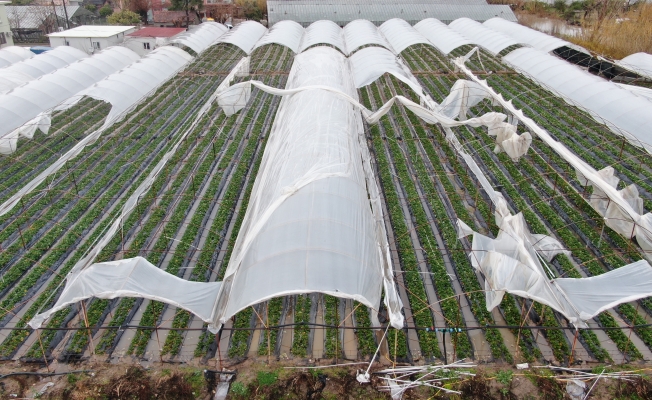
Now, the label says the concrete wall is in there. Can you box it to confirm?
[0,4,14,48]
[123,37,161,56]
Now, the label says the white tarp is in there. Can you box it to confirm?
[171,22,228,54]
[379,18,431,55]
[616,52,652,81]
[0,46,140,155]
[217,21,268,54]
[253,20,304,54]
[504,47,652,152]
[483,17,587,54]
[450,17,520,56]
[0,46,88,93]
[413,18,471,55]
[0,46,34,68]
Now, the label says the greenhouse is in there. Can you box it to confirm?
[1,17,652,375]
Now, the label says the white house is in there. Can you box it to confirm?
[123,26,185,56]
[48,25,135,54]
[0,1,13,48]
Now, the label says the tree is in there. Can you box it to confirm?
[169,0,203,27]
[107,9,140,24]
[84,3,97,12]
[129,0,149,22]
[99,5,113,18]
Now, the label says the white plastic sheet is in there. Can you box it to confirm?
[0,46,140,154]
[504,47,652,152]
[450,17,520,55]
[459,213,652,328]
[217,21,268,54]
[616,52,652,81]
[0,46,34,68]
[413,18,471,55]
[171,22,228,54]
[298,20,346,54]
[253,20,304,54]
[483,17,587,54]
[378,18,431,55]
[349,46,423,98]
[0,46,88,93]
[28,257,222,329]
[343,19,393,55]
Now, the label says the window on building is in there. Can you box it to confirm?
[65,40,70,46]
[92,41,101,50]
[143,42,150,50]
[0,33,6,45]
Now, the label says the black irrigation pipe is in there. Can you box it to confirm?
[0,370,92,379]
[6,322,652,332]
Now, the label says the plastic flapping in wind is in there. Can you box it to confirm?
[298,20,346,54]
[170,22,228,54]
[483,17,587,54]
[0,46,140,155]
[212,46,403,331]
[449,17,520,55]
[413,18,471,55]
[343,19,393,55]
[0,46,34,68]
[616,52,652,81]
[458,213,652,328]
[253,20,305,54]
[29,257,222,330]
[348,46,423,98]
[378,18,431,55]
[0,46,88,93]
[216,20,268,54]
[504,47,652,152]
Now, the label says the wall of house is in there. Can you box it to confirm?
[49,29,134,54]
[0,4,14,48]
[123,37,161,56]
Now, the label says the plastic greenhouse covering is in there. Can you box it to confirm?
[170,22,228,54]
[348,46,423,98]
[253,20,305,54]
[298,20,347,54]
[504,47,652,152]
[70,46,193,124]
[413,18,471,55]
[378,18,431,55]
[449,17,520,55]
[0,46,140,155]
[0,46,88,93]
[616,52,652,81]
[0,46,193,216]
[342,19,393,55]
[0,46,34,68]
[483,17,587,54]
[216,21,268,54]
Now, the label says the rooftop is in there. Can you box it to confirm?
[127,27,186,38]
[47,25,135,38]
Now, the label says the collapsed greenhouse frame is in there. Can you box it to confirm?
[0,15,648,366]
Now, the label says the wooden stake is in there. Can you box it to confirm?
[569,329,579,365]
[81,301,95,356]
[36,329,51,377]
[155,326,163,363]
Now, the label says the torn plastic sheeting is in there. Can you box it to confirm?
[28,257,221,329]
[454,56,652,258]
[616,52,652,81]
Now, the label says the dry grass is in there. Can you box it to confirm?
[572,4,652,59]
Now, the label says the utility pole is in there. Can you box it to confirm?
[62,0,70,29]
[51,0,60,30]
